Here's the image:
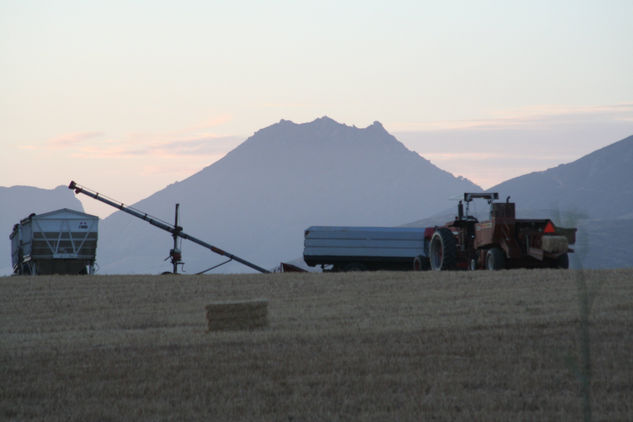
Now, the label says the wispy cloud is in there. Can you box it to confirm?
[65,135,243,159]
[17,145,38,151]
[46,131,104,149]
[183,114,233,132]
[152,136,243,156]
[395,103,633,188]
[42,115,243,160]
[393,103,633,132]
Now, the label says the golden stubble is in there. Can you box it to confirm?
[1,269,631,421]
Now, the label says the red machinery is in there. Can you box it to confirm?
[428,193,576,270]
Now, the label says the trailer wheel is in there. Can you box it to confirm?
[486,247,505,270]
[429,228,457,271]
[468,258,478,271]
[343,262,367,272]
[555,253,569,269]
[21,263,31,275]
[413,255,430,271]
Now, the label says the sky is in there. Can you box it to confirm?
[1,0,632,218]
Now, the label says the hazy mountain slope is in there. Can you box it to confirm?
[404,210,633,270]
[490,134,633,219]
[403,134,633,269]
[0,185,85,274]
[488,134,633,269]
[98,117,481,273]
[572,218,633,269]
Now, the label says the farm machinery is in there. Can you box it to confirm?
[10,208,98,275]
[303,226,431,272]
[428,192,577,270]
[303,192,577,272]
[68,181,270,274]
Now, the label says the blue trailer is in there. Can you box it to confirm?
[303,226,432,272]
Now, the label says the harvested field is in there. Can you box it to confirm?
[205,299,268,331]
[1,269,632,421]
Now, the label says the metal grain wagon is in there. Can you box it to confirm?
[303,226,431,271]
[10,208,98,275]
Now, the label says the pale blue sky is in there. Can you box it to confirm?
[1,1,632,217]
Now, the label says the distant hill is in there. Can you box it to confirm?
[491,134,633,268]
[0,185,85,274]
[490,134,633,219]
[405,134,633,269]
[97,117,481,273]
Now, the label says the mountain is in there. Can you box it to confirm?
[405,134,633,269]
[0,185,85,275]
[97,117,481,273]
[490,134,633,219]
[490,134,633,268]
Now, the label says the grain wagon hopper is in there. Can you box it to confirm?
[303,226,431,271]
[10,208,98,275]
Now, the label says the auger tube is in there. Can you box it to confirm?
[68,181,270,273]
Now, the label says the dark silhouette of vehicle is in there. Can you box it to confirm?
[428,193,576,270]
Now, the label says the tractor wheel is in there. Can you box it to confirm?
[20,263,32,275]
[413,255,430,271]
[343,262,367,272]
[486,247,505,270]
[555,253,569,269]
[429,228,457,271]
[468,258,478,271]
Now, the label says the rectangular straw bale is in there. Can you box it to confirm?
[541,235,568,253]
[205,299,268,331]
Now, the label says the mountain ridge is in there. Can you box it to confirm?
[403,133,633,269]
[489,134,633,219]
[3,122,630,274]
[97,117,481,273]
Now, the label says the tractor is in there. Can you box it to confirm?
[428,193,576,270]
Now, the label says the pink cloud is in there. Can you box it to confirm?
[186,114,233,132]
[393,103,633,132]
[68,135,243,160]
[43,116,243,160]
[47,131,104,149]
[17,145,37,151]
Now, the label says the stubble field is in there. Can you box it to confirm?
[1,269,632,421]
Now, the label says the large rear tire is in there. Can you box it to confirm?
[429,228,457,271]
[486,247,505,270]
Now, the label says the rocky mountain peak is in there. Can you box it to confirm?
[97,117,481,273]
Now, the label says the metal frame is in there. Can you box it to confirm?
[69,181,269,274]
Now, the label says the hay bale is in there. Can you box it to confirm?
[205,299,268,331]
[541,235,568,254]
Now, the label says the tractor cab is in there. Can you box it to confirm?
[490,200,515,221]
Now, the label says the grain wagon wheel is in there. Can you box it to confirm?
[429,228,457,271]
[485,247,505,270]
[413,255,430,271]
[343,262,368,272]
